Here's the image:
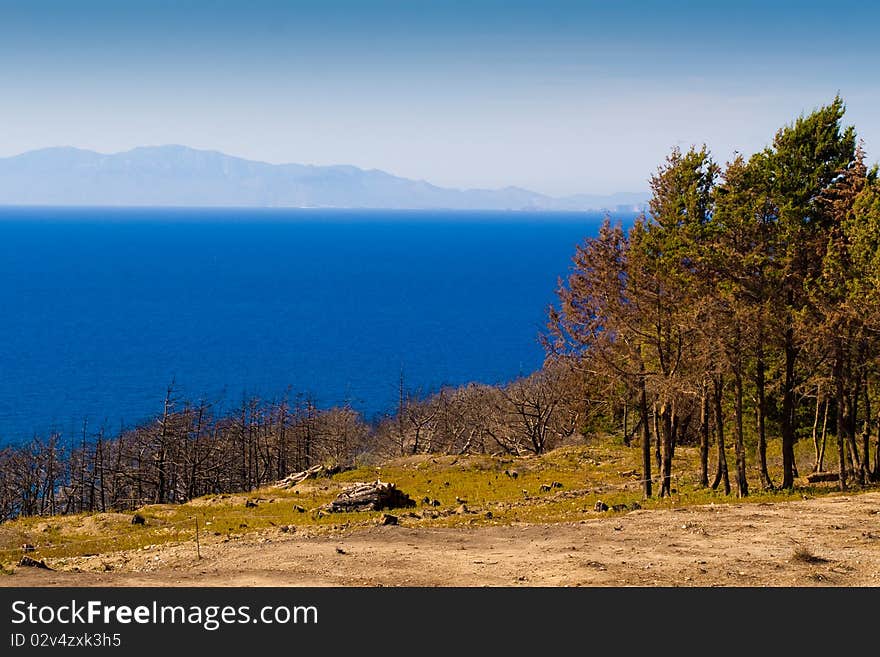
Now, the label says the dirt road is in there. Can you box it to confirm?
[4,492,880,587]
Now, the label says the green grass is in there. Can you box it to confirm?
[0,434,870,568]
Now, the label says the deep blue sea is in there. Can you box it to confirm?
[0,207,629,443]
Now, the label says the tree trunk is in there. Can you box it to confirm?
[653,403,661,474]
[780,324,798,489]
[277,403,288,480]
[639,375,652,499]
[812,390,822,472]
[659,402,674,497]
[843,398,857,476]
[755,340,773,488]
[710,375,730,495]
[79,422,87,512]
[818,397,829,472]
[847,369,861,476]
[97,433,106,512]
[699,384,709,488]
[834,345,847,491]
[861,379,871,482]
[733,367,749,497]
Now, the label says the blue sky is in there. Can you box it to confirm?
[1,0,878,195]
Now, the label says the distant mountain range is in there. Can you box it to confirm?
[0,145,649,211]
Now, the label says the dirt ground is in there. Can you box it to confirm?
[4,491,880,587]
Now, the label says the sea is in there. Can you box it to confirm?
[0,207,632,444]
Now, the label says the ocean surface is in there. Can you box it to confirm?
[0,207,630,443]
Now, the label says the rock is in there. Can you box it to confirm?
[504,469,519,479]
[293,505,306,513]
[131,513,145,525]
[380,513,399,526]
[485,511,494,519]
[18,556,51,570]
[335,547,347,555]
[455,504,470,515]
[594,500,609,512]
[279,525,294,533]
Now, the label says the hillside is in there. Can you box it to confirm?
[0,146,649,211]
[2,438,878,587]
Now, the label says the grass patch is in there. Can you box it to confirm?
[791,546,830,564]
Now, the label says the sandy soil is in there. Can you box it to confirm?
[4,492,880,587]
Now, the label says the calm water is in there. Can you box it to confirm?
[0,207,627,442]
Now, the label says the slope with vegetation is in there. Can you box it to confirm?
[0,434,856,574]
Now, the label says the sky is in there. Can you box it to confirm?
[0,0,878,196]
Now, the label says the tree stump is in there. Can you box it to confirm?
[327,480,415,512]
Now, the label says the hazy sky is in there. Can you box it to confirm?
[1,0,878,196]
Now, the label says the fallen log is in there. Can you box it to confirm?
[327,480,416,513]
[273,464,326,489]
[18,555,52,570]
[805,471,840,483]
[274,463,347,489]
